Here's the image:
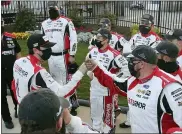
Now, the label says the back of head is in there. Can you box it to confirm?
[49,6,60,19]
[19,88,69,134]
[99,18,111,30]
[156,41,179,59]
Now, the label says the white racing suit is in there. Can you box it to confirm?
[124,31,162,125]
[128,31,162,53]
[41,16,77,86]
[88,46,130,133]
[93,65,182,133]
[12,55,82,104]
[88,32,129,53]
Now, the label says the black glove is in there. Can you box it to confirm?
[68,62,79,74]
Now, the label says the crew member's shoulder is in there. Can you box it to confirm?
[111,32,124,39]
[60,16,72,22]
[4,32,16,38]
[130,33,140,39]
[89,46,98,52]
[155,68,178,88]
[14,56,27,64]
[108,46,120,56]
[41,18,51,24]
[150,31,162,40]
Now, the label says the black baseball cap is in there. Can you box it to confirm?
[164,29,182,41]
[156,41,179,58]
[129,45,157,65]
[99,18,111,25]
[140,14,154,25]
[18,88,70,132]
[96,28,112,40]
[27,34,56,50]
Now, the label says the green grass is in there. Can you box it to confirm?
[17,40,128,106]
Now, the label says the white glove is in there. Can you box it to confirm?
[78,63,87,75]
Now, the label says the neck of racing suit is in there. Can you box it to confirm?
[29,55,41,66]
[137,67,159,84]
[98,45,110,53]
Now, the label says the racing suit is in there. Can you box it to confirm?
[92,65,182,133]
[12,55,83,104]
[41,16,77,86]
[88,46,130,133]
[128,31,162,53]
[88,32,128,53]
[177,50,182,68]
[124,31,162,124]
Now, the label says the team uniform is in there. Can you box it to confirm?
[88,46,130,132]
[88,32,128,53]
[41,16,77,85]
[12,55,83,104]
[92,65,182,133]
[128,31,162,52]
[1,32,20,123]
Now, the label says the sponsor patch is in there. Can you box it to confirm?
[128,98,146,110]
[171,88,182,95]
[143,85,149,89]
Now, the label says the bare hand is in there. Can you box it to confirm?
[62,108,71,125]
[69,56,75,63]
[85,59,97,71]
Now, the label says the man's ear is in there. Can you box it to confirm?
[33,48,39,54]
[163,55,171,62]
[56,116,63,132]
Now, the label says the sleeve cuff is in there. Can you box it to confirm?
[74,70,84,78]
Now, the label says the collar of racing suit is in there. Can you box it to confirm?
[171,66,182,77]
[178,50,182,56]
[98,45,110,53]
[137,67,159,84]
[28,55,41,66]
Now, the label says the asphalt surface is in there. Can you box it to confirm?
[2,96,131,133]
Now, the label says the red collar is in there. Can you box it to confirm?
[98,45,110,53]
[28,55,40,66]
[171,66,181,76]
[138,67,159,84]
[178,50,182,56]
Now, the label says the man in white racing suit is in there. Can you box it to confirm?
[88,18,129,54]
[12,34,86,104]
[128,14,162,53]
[87,28,130,133]
[41,6,77,86]
[18,89,100,133]
[121,14,162,128]
[164,29,182,68]
[156,41,182,82]
[86,45,182,133]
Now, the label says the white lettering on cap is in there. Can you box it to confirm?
[42,36,49,42]
[56,106,63,117]
[33,43,39,47]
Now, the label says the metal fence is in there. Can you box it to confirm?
[1,1,182,34]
